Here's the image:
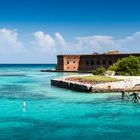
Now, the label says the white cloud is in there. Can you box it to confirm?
[0,28,27,63]
[72,35,118,54]
[33,31,56,52]
[32,30,140,61]
[0,28,139,63]
[0,28,25,54]
[55,32,66,47]
[67,33,140,54]
[118,32,140,52]
[33,31,68,56]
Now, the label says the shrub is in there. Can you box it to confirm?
[108,56,140,76]
[92,66,106,75]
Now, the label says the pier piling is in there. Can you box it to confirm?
[130,92,140,103]
[121,91,130,100]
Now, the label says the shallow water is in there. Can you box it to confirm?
[0,64,140,140]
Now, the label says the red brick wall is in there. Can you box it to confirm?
[56,53,140,72]
[63,55,80,71]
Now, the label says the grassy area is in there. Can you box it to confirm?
[76,75,121,83]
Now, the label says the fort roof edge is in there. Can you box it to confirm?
[57,52,140,57]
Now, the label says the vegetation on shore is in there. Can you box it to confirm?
[92,56,140,76]
[108,56,140,76]
[78,75,120,82]
[92,66,106,75]
[65,75,121,84]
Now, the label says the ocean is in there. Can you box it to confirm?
[0,64,140,140]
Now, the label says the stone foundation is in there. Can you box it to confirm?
[51,77,140,93]
[51,79,92,92]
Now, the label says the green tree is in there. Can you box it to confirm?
[108,56,140,76]
[92,66,106,75]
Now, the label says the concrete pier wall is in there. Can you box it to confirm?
[51,78,140,93]
[51,79,92,92]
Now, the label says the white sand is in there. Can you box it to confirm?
[92,76,140,90]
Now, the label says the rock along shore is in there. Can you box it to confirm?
[51,75,140,93]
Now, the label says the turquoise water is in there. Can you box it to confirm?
[0,64,140,140]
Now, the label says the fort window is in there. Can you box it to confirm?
[67,61,69,64]
[74,67,75,69]
[91,61,94,65]
[103,61,106,65]
[67,67,69,69]
[97,61,100,65]
[86,61,89,65]
[73,61,75,63]
[108,61,112,65]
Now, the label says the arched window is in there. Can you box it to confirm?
[108,61,112,65]
[91,61,94,65]
[97,61,100,65]
[67,61,69,64]
[103,61,106,65]
[86,61,89,65]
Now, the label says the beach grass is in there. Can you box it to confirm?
[76,75,122,83]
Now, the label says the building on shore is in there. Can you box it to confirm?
[56,51,140,72]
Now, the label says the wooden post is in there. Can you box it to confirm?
[121,91,125,100]
[130,92,139,103]
[121,91,130,100]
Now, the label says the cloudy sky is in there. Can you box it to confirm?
[0,0,140,63]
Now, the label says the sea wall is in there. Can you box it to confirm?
[51,76,140,93]
[51,79,92,92]
[51,79,119,93]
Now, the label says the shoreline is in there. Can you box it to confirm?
[51,75,140,93]
[41,69,92,73]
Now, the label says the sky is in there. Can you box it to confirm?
[0,0,140,63]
